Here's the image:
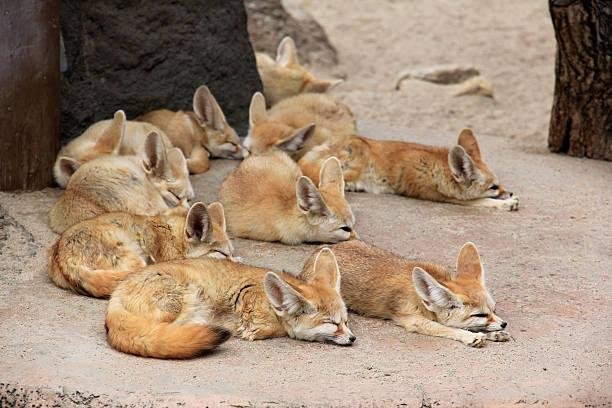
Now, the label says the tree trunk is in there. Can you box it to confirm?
[0,1,60,190]
[548,0,612,161]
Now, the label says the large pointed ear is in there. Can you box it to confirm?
[276,123,316,152]
[55,156,81,186]
[318,156,345,194]
[185,202,211,242]
[276,36,298,67]
[296,176,328,216]
[455,242,484,282]
[304,79,344,93]
[249,92,267,127]
[264,272,312,315]
[96,110,126,154]
[412,267,460,310]
[457,129,481,161]
[193,85,227,131]
[206,201,227,239]
[142,131,168,177]
[305,248,341,291]
[448,145,476,184]
[167,148,188,178]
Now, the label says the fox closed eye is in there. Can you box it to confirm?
[489,184,499,190]
[470,313,488,318]
[340,226,352,232]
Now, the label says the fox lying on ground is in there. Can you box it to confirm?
[298,129,519,210]
[219,151,355,244]
[139,85,247,174]
[53,110,175,187]
[48,202,232,298]
[244,92,355,160]
[49,132,193,233]
[311,240,510,347]
[105,247,355,359]
[256,36,343,106]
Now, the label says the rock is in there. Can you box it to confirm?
[60,0,262,141]
[245,0,338,66]
[452,76,495,98]
[395,64,480,89]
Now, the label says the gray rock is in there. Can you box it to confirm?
[60,0,262,142]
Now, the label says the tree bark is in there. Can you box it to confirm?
[0,1,60,190]
[548,0,612,161]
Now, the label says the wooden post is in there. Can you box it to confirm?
[0,1,60,190]
[548,0,612,161]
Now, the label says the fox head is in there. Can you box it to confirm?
[244,92,317,156]
[192,85,246,160]
[296,157,355,243]
[54,110,126,187]
[447,129,513,200]
[167,201,234,260]
[256,36,343,105]
[264,247,355,345]
[141,131,195,206]
[412,242,507,333]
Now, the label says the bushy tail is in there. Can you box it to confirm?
[105,300,231,359]
[48,243,130,298]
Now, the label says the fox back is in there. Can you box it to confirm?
[53,110,174,187]
[49,132,191,233]
[256,37,343,106]
[48,202,232,298]
[219,151,355,244]
[105,247,354,358]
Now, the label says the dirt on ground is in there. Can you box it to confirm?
[1,1,611,407]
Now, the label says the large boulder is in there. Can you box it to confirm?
[245,0,337,66]
[60,0,262,141]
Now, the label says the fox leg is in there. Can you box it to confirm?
[186,146,211,174]
[448,196,519,211]
[394,315,487,347]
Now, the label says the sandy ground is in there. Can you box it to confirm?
[1,1,612,407]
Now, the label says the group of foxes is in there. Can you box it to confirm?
[46,37,515,359]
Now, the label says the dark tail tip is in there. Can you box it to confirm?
[213,326,232,344]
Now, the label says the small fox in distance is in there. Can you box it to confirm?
[299,129,519,210]
[105,247,355,359]
[256,36,343,106]
[49,131,193,233]
[219,151,355,244]
[139,85,247,174]
[315,240,510,347]
[48,202,232,298]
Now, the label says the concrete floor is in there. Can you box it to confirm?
[1,122,611,407]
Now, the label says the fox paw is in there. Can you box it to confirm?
[497,195,519,211]
[485,330,511,342]
[464,332,487,348]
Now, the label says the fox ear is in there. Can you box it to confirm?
[455,242,484,282]
[276,36,298,67]
[185,202,211,242]
[193,85,227,131]
[296,176,328,216]
[457,129,482,161]
[412,267,460,310]
[277,123,316,152]
[304,79,344,93]
[264,272,312,315]
[167,148,188,178]
[55,156,81,186]
[142,131,168,177]
[96,110,126,154]
[249,92,267,127]
[311,248,341,291]
[448,145,476,184]
[206,201,228,242]
[318,156,345,194]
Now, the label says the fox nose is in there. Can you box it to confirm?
[348,334,356,343]
[501,321,507,329]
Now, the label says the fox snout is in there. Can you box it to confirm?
[495,186,513,200]
[330,324,356,346]
[486,316,507,331]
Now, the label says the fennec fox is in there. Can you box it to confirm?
[139,86,247,174]
[105,247,355,359]
[299,129,519,211]
[244,92,355,160]
[256,36,343,106]
[49,132,192,233]
[53,110,175,187]
[315,240,510,347]
[219,152,355,244]
[48,202,232,298]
